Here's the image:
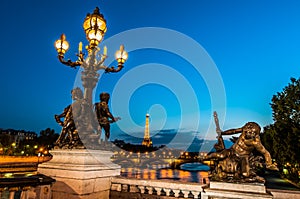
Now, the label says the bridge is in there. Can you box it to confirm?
[170,158,213,169]
[111,150,213,169]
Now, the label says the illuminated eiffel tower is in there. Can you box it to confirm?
[142,113,153,147]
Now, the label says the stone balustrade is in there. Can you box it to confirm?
[111,176,208,198]
[0,174,54,199]
[0,184,52,199]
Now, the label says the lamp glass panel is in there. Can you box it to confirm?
[115,50,128,61]
[115,50,121,60]
[122,51,128,60]
[83,16,91,30]
[55,40,69,51]
[91,16,98,27]
[88,30,102,41]
[62,41,69,51]
[55,40,62,49]
[91,16,106,32]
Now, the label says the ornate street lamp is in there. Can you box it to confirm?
[54,7,128,105]
[53,7,128,149]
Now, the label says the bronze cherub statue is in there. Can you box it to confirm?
[55,88,98,149]
[204,112,278,183]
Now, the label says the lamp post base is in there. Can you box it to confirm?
[38,149,120,199]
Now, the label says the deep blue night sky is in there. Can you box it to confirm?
[0,0,299,145]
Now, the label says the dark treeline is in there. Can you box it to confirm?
[0,128,59,156]
[261,77,300,185]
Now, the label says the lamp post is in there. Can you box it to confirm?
[54,7,128,106]
[53,7,127,149]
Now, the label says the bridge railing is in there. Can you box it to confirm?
[0,174,55,199]
[111,176,208,198]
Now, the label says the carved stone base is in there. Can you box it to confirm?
[38,149,120,199]
[202,181,273,199]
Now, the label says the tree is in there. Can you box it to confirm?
[37,128,59,150]
[0,133,12,147]
[261,77,300,183]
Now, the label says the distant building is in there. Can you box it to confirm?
[142,113,153,147]
[0,128,37,145]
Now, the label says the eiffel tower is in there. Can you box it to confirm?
[142,113,153,147]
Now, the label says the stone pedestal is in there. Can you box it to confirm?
[202,181,273,199]
[38,149,120,199]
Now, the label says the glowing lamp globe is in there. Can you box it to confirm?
[115,45,128,64]
[55,34,69,56]
[83,7,107,48]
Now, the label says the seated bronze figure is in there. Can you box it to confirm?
[204,112,278,183]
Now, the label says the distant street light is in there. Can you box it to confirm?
[54,7,128,105]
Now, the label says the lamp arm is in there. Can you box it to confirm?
[58,55,82,69]
[105,64,124,73]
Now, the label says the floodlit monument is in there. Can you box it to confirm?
[38,7,128,199]
[142,113,153,147]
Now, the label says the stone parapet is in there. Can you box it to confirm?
[110,176,207,198]
[38,149,120,199]
[202,181,272,199]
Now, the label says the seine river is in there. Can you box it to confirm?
[120,162,210,184]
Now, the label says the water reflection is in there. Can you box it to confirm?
[120,162,210,184]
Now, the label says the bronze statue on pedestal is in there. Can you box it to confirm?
[54,88,98,149]
[205,112,278,183]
